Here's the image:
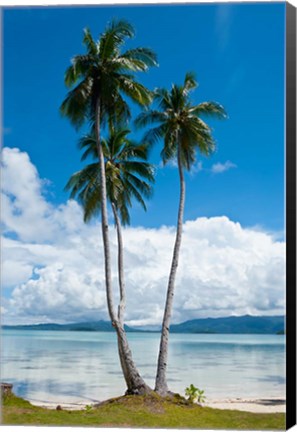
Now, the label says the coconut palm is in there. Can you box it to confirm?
[65,127,155,394]
[60,20,157,395]
[135,72,226,395]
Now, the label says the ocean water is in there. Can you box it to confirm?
[1,330,285,405]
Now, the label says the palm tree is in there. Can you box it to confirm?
[60,20,157,395]
[65,128,155,394]
[135,72,226,395]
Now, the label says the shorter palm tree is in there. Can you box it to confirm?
[135,72,227,395]
[65,127,155,395]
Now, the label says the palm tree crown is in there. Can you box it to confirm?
[60,20,158,129]
[135,71,226,168]
[65,128,155,225]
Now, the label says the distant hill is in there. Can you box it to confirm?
[2,320,136,333]
[170,315,285,334]
[2,315,285,334]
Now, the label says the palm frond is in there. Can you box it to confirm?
[180,117,215,157]
[113,57,149,73]
[117,76,153,107]
[65,163,99,198]
[117,201,130,226]
[83,187,101,223]
[110,94,132,125]
[134,110,167,129]
[65,163,101,223]
[124,174,150,206]
[154,88,172,111]
[99,19,134,61]
[183,71,198,95]
[171,84,185,111]
[64,55,94,88]
[112,128,131,146]
[189,101,227,119]
[78,133,97,149]
[119,142,150,161]
[78,134,98,161]
[83,27,98,55]
[179,137,196,170]
[121,161,155,182]
[60,77,93,128]
[142,124,166,147]
[119,47,158,70]
[161,132,177,165]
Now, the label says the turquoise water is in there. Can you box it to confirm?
[1,330,285,405]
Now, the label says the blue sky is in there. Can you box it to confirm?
[1,2,286,325]
[3,2,285,231]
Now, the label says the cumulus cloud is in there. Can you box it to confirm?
[211,160,237,174]
[1,147,285,326]
[1,147,58,242]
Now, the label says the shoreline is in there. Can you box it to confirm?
[29,396,286,414]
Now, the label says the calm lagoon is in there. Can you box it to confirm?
[1,330,285,406]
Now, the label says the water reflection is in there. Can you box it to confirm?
[2,330,285,404]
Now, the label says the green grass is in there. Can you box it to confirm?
[1,392,285,429]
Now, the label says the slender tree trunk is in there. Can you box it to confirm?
[95,100,118,325]
[155,142,185,395]
[111,202,151,394]
[111,203,125,327]
[95,101,151,395]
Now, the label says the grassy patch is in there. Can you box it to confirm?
[1,392,285,429]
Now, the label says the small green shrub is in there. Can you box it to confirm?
[85,404,93,413]
[185,384,206,404]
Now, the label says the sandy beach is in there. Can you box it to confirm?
[30,397,286,414]
[206,397,285,413]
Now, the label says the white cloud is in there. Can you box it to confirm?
[189,161,203,176]
[211,160,237,174]
[9,264,107,323]
[1,147,285,326]
[1,147,58,242]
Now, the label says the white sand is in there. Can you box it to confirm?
[205,397,285,413]
[30,397,285,413]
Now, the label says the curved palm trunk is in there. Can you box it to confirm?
[95,99,150,395]
[116,327,151,394]
[155,143,185,395]
[111,202,151,394]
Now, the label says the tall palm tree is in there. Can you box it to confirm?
[135,72,227,395]
[60,20,157,395]
[65,128,155,394]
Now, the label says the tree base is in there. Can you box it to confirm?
[125,384,153,396]
[155,389,178,397]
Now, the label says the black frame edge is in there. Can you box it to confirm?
[286,1,297,430]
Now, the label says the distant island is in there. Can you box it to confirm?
[2,315,285,334]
